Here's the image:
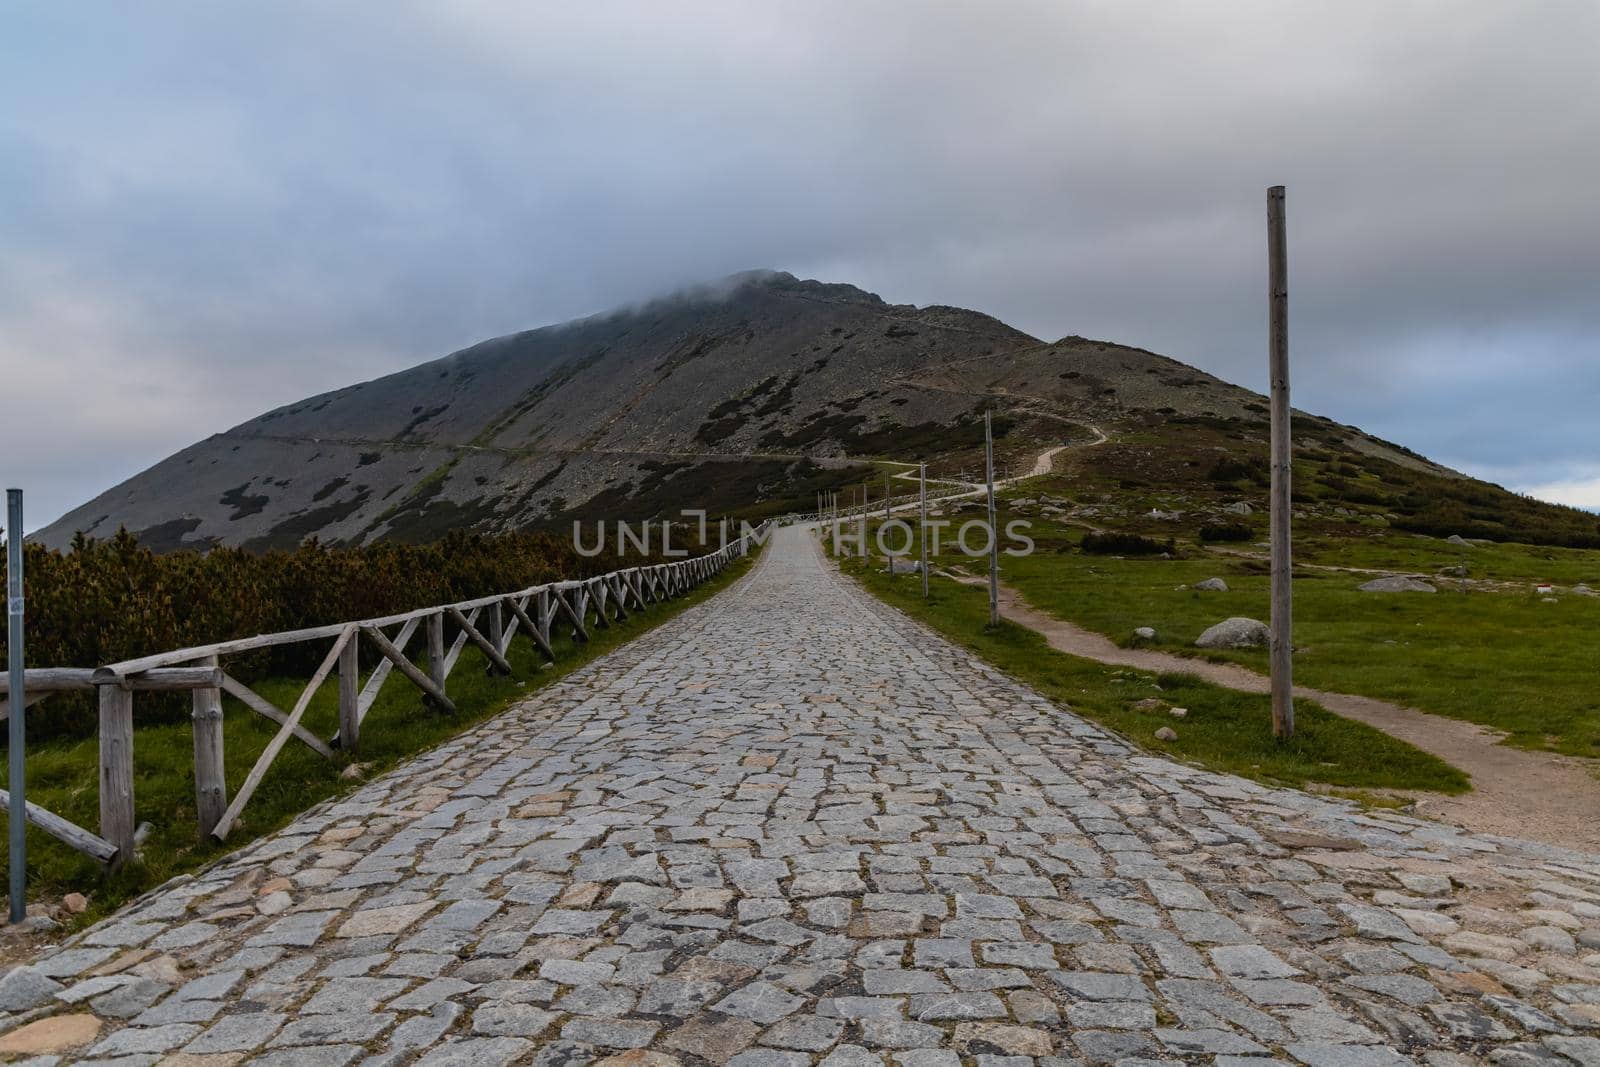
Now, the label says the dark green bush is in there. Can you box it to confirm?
[1198,522,1254,543]
[1206,457,1263,483]
[1081,532,1175,556]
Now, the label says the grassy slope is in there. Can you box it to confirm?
[986,516,1600,758]
[3,553,756,921]
[835,548,1467,797]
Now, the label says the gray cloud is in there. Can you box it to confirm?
[3,0,1598,528]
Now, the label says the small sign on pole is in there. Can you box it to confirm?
[7,488,26,922]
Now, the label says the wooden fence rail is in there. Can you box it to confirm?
[1,526,765,871]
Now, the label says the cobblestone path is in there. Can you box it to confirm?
[7,527,1600,1066]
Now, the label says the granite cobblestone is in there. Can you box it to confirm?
[6,527,1600,1065]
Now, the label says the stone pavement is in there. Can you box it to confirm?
[5,526,1600,1066]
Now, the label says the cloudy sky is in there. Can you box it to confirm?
[3,1,1597,529]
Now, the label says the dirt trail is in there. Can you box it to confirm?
[946,573,1600,851]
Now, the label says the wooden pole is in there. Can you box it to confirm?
[7,489,25,920]
[97,684,136,868]
[1267,184,1294,739]
[985,410,1000,626]
[858,484,867,561]
[426,611,446,692]
[484,601,505,658]
[338,633,360,753]
[919,462,929,598]
[190,654,227,837]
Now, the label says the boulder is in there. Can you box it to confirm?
[1169,707,1188,719]
[887,558,923,575]
[1131,626,1157,642]
[1446,534,1472,546]
[1224,501,1253,516]
[1195,617,1269,650]
[1193,577,1229,592]
[1154,727,1178,741]
[1358,576,1436,593]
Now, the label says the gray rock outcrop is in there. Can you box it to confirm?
[1195,617,1270,649]
[1359,576,1436,593]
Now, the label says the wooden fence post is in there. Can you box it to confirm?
[1268,184,1295,739]
[338,634,360,752]
[426,611,447,693]
[191,655,227,837]
[98,684,136,868]
[485,601,505,658]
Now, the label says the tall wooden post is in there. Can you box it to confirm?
[919,462,929,598]
[985,411,1000,627]
[191,654,227,836]
[338,634,360,753]
[98,684,136,868]
[858,484,867,561]
[1267,185,1295,739]
[7,489,26,920]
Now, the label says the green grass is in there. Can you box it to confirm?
[1291,528,1600,585]
[836,550,1468,796]
[3,553,756,922]
[922,512,1600,757]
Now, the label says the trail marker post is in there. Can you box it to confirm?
[1267,185,1295,739]
[919,463,929,598]
[857,485,867,561]
[984,412,999,627]
[7,489,25,922]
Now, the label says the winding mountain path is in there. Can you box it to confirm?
[7,528,1600,1065]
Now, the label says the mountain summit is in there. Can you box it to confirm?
[40,271,1464,551]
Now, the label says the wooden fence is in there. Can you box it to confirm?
[0,527,763,870]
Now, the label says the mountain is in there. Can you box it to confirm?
[38,270,1598,552]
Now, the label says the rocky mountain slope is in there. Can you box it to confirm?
[38,270,1495,551]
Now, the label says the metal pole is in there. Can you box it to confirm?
[1267,185,1294,739]
[7,489,26,922]
[883,471,891,524]
[985,412,999,627]
[919,462,929,598]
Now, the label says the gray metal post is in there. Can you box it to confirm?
[919,463,929,598]
[884,471,891,523]
[1267,185,1295,738]
[985,412,999,627]
[7,489,26,922]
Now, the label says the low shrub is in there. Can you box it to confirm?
[1081,532,1175,556]
[1206,457,1263,483]
[1198,522,1254,543]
